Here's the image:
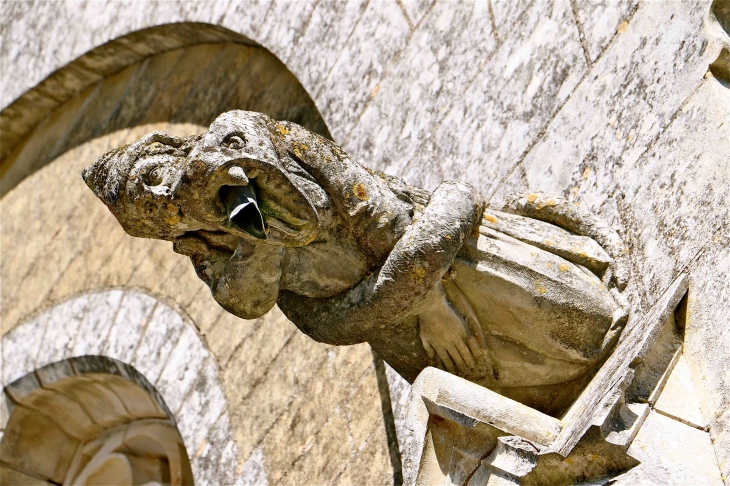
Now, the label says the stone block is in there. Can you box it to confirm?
[315,0,411,143]
[222,309,298,403]
[0,463,53,485]
[427,0,586,196]
[386,360,412,455]
[654,354,707,429]
[285,0,369,95]
[87,373,167,421]
[710,407,730,484]
[135,43,226,126]
[520,0,723,213]
[613,77,730,302]
[572,0,639,63]
[490,0,531,37]
[174,43,258,124]
[191,413,240,486]
[20,387,102,439]
[332,421,394,486]
[344,367,387,452]
[101,291,157,363]
[129,303,186,384]
[35,359,76,387]
[275,404,354,486]
[175,356,228,454]
[4,372,41,403]
[44,375,132,428]
[345,0,497,182]
[614,410,723,485]
[36,297,88,366]
[154,323,209,414]
[1,313,46,386]
[0,404,80,484]
[236,446,270,486]
[232,330,330,461]
[70,290,125,356]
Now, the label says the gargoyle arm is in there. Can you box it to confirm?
[278,181,484,345]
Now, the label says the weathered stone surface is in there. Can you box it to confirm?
[421,0,587,196]
[176,356,228,454]
[613,411,723,485]
[385,361,411,455]
[314,0,411,143]
[345,0,498,182]
[1,312,47,385]
[101,292,157,363]
[70,290,124,356]
[518,0,723,215]
[572,0,639,63]
[654,354,707,429]
[155,324,209,415]
[710,407,730,485]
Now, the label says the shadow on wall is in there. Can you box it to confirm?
[0,356,194,485]
[0,22,331,196]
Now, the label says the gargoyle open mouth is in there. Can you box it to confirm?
[219,181,312,241]
[220,184,267,239]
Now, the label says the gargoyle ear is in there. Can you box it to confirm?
[132,130,184,150]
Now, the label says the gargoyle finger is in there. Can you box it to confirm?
[447,344,470,376]
[437,347,457,374]
[421,338,437,360]
[455,339,476,370]
[467,336,484,362]
[443,278,487,348]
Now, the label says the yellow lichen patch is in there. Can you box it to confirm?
[559,263,570,272]
[535,279,547,295]
[165,213,181,225]
[371,84,380,97]
[353,182,370,201]
[582,166,592,179]
[565,457,574,465]
[445,235,452,240]
[547,262,555,269]
[484,214,498,224]
[544,239,553,247]
[411,266,427,283]
[527,193,539,204]
[277,124,290,135]
[617,20,629,34]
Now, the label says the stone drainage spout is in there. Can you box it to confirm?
[221,185,266,239]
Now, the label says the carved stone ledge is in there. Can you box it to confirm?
[404,274,690,485]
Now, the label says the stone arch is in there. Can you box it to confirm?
[0,290,247,485]
[0,22,331,196]
[0,356,193,485]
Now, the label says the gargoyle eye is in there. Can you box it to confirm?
[144,167,164,186]
[222,134,246,150]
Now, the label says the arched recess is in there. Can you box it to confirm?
[0,22,331,196]
[1,290,244,485]
[0,357,194,485]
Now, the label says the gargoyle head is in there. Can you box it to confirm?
[82,131,203,240]
[174,111,323,247]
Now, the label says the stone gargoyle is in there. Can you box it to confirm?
[82,111,630,414]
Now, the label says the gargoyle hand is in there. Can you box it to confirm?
[418,282,485,377]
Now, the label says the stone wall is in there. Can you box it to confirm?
[2,0,729,484]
